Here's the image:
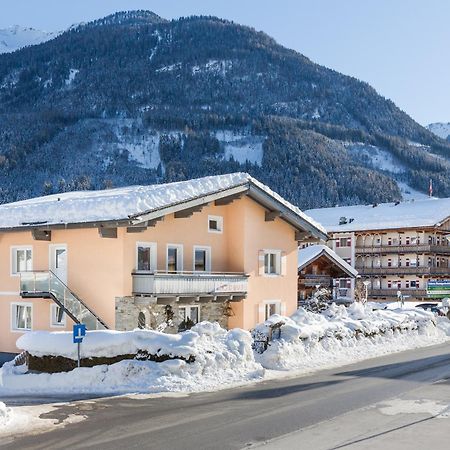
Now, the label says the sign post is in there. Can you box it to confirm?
[73,324,86,368]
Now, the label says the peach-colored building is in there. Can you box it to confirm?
[0,173,326,355]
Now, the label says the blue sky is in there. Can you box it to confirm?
[1,0,449,125]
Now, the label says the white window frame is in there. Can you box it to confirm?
[11,302,33,332]
[193,246,212,272]
[179,305,200,324]
[10,245,33,277]
[208,215,223,234]
[166,244,184,272]
[263,249,282,276]
[264,300,281,320]
[135,242,157,272]
[50,303,66,328]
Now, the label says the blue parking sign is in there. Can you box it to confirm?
[73,324,86,344]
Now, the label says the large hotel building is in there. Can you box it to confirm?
[307,198,450,302]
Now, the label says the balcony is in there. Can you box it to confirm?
[299,274,333,287]
[132,271,249,300]
[369,288,428,298]
[355,244,450,255]
[355,266,450,276]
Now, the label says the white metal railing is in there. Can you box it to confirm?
[20,271,107,330]
[132,271,249,296]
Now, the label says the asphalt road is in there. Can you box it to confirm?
[2,342,450,450]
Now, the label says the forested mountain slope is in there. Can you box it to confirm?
[0,10,448,207]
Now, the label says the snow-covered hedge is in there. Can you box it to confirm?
[2,306,450,396]
[17,328,199,361]
[253,303,447,371]
[1,322,263,395]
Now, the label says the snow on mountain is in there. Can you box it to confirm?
[0,25,59,54]
[427,122,450,140]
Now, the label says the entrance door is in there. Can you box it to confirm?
[50,245,68,284]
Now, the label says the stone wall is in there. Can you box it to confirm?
[115,297,230,332]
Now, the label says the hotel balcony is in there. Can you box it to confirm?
[355,266,450,276]
[355,244,450,255]
[132,271,249,301]
[368,288,428,298]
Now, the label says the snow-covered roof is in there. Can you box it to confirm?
[0,173,327,238]
[298,244,358,278]
[306,197,450,233]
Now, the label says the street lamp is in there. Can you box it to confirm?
[362,280,370,304]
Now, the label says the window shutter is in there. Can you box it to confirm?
[280,302,287,315]
[281,251,287,276]
[336,240,340,248]
[258,250,265,276]
[347,237,351,246]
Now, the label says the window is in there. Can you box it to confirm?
[136,242,156,271]
[265,301,281,320]
[167,245,183,272]
[387,280,392,288]
[208,215,223,234]
[179,305,200,330]
[193,246,211,272]
[11,303,32,331]
[264,252,278,275]
[11,246,32,275]
[388,238,392,246]
[405,258,410,267]
[410,280,416,288]
[338,237,350,247]
[405,280,410,288]
[50,304,65,327]
[387,258,392,267]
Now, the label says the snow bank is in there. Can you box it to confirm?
[0,402,11,428]
[3,310,449,398]
[17,329,199,360]
[1,323,263,396]
[254,304,449,371]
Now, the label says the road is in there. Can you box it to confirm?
[2,342,450,450]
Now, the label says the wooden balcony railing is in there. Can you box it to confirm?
[355,244,450,255]
[355,266,450,275]
[368,288,428,297]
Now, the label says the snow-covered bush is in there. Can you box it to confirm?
[254,304,446,371]
[1,322,263,395]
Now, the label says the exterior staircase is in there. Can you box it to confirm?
[19,271,108,330]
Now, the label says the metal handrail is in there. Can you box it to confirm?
[20,270,108,329]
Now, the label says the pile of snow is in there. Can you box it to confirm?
[254,303,450,371]
[0,402,11,428]
[0,323,263,396]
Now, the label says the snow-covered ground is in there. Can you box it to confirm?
[0,400,86,441]
[214,130,265,166]
[0,26,59,54]
[1,306,449,399]
[427,122,450,140]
